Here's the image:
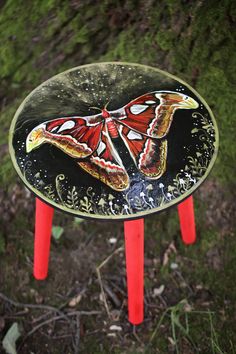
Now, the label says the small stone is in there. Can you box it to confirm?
[109,325,122,331]
[109,237,117,244]
[107,333,116,337]
[196,284,203,290]
[170,262,178,270]
[153,284,165,296]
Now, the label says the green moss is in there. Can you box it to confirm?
[155,30,175,51]
[103,28,158,65]
[0,232,5,254]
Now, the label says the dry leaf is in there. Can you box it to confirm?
[153,284,165,297]
[163,241,177,266]
[2,322,21,354]
[69,294,82,307]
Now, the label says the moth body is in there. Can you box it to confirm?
[102,108,119,139]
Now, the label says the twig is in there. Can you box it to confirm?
[32,311,53,324]
[174,270,194,294]
[109,280,127,297]
[96,246,124,318]
[133,326,143,345]
[103,283,121,308]
[86,329,101,336]
[0,292,67,320]
[28,311,99,337]
[74,314,80,354]
[52,334,73,339]
[18,310,100,351]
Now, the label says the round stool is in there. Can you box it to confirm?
[9,62,218,325]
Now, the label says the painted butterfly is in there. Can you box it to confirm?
[26,91,198,191]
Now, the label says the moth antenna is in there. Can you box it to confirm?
[104,100,111,110]
[89,106,102,112]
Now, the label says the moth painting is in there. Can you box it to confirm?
[10,63,218,219]
[26,91,198,191]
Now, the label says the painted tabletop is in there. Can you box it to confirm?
[9,62,218,220]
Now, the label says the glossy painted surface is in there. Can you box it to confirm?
[9,62,218,220]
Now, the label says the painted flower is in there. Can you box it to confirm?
[98,198,106,207]
[159,183,164,188]
[146,184,153,191]
[179,178,185,185]
[140,192,145,197]
[168,185,175,192]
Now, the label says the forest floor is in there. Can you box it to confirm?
[0,178,236,354]
[0,1,236,353]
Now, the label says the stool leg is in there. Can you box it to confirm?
[34,198,54,280]
[124,218,144,325]
[177,196,196,245]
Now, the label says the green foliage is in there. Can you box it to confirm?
[52,225,64,240]
[73,217,84,227]
[148,300,225,353]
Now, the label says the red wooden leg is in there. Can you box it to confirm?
[177,196,196,245]
[124,218,144,325]
[34,198,54,280]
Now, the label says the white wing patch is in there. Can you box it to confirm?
[127,130,143,140]
[130,104,148,115]
[57,120,76,133]
[96,141,106,156]
[51,126,59,132]
[145,100,156,104]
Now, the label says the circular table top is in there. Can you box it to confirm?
[9,62,219,220]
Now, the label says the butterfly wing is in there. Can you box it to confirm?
[111,91,198,139]
[78,125,129,191]
[111,91,198,178]
[26,114,129,191]
[118,125,167,178]
[26,114,104,158]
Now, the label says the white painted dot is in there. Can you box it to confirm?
[145,100,156,104]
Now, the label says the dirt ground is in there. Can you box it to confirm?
[0,178,236,353]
